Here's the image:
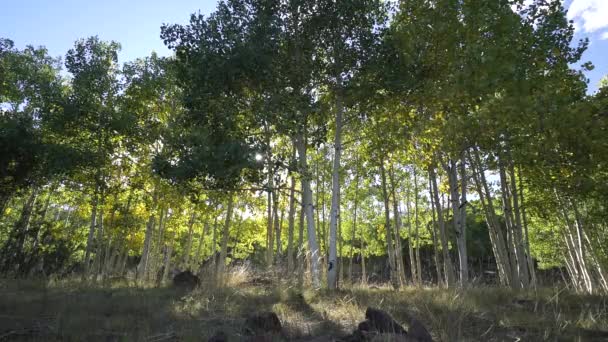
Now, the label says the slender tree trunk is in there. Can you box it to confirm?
[93,191,105,278]
[349,166,360,283]
[152,207,167,279]
[445,157,468,286]
[30,185,55,254]
[2,186,39,273]
[459,154,468,285]
[327,87,344,290]
[320,159,327,274]
[211,214,218,280]
[405,188,416,285]
[469,148,512,286]
[183,212,196,269]
[217,194,235,285]
[287,174,296,273]
[499,156,528,288]
[361,225,367,285]
[413,167,422,285]
[137,187,159,282]
[389,165,407,286]
[380,160,398,288]
[428,175,444,285]
[296,133,321,287]
[137,215,155,281]
[195,222,209,269]
[429,166,455,287]
[297,189,305,288]
[273,190,282,261]
[84,183,99,277]
[161,242,173,285]
[338,187,343,288]
[508,161,529,288]
[518,168,537,288]
[582,230,608,292]
[102,193,119,279]
[267,181,274,268]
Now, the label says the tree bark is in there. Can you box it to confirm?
[297,188,305,288]
[296,133,321,287]
[195,222,209,268]
[499,155,528,288]
[428,175,444,285]
[217,194,235,285]
[267,176,274,268]
[327,87,344,290]
[349,165,360,283]
[137,214,156,281]
[389,164,407,286]
[287,174,296,273]
[444,157,468,286]
[413,166,422,285]
[518,168,537,288]
[469,148,512,287]
[380,159,398,288]
[273,190,282,261]
[429,166,456,287]
[84,183,99,277]
[1,186,39,273]
[183,212,196,269]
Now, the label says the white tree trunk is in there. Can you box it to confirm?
[327,89,343,290]
[445,158,468,286]
[287,175,296,273]
[380,160,398,288]
[297,189,305,288]
[296,134,321,287]
[217,194,234,285]
[349,166,360,283]
[84,184,99,277]
[182,212,196,269]
[469,148,512,286]
[429,166,456,287]
[414,166,422,285]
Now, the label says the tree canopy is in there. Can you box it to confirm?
[1,0,607,295]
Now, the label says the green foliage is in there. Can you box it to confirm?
[1,0,607,291]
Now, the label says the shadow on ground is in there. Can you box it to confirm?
[1,277,608,341]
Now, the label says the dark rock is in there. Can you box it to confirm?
[243,312,282,335]
[358,320,370,332]
[407,318,433,342]
[365,308,407,334]
[208,330,228,342]
[172,270,200,290]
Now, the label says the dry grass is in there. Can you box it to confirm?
[0,270,607,341]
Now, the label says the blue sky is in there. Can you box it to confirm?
[1,0,606,93]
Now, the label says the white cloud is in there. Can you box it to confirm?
[601,31,608,40]
[568,0,608,33]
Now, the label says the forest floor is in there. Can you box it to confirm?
[1,268,608,341]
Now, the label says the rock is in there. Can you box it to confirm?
[208,330,228,342]
[340,308,433,342]
[365,308,407,334]
[407,317,433,342]
[243,312,282,335]
[172,270,200,290]
[357,320,370,332]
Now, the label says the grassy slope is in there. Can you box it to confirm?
[0,270,607,341]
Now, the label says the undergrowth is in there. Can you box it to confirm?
[0,268,607,341]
